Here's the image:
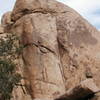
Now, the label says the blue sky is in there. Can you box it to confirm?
[0,0,100,30]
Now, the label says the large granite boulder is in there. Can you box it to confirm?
[11,0,77,21]
[1,0,100,100]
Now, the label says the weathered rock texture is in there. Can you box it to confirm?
[0,25,4,34]
[1,0,100,100]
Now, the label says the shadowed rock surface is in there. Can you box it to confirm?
[55,79,100,100]
[1,0,100,100]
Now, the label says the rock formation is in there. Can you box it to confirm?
[0,25,4,34]
[1,0,100,100]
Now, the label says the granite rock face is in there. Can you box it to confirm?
[1,12,12,26]
[1,12,14,33]
[0,25,4,33]
[1,0,100,100]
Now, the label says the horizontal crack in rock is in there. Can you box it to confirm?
[12,9,71,23]
[23,42,56,55]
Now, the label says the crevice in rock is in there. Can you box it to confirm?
[11,9,71,23]
[39,44,56,54]
[57,38,68,89]
[22,42,56,55]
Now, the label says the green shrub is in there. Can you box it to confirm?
[0,33,22,100]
